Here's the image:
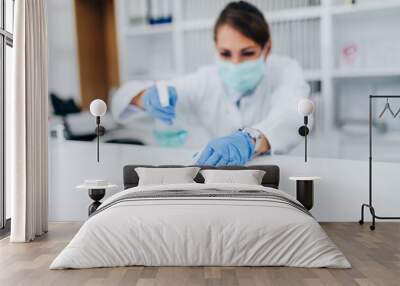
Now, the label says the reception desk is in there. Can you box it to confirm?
[49,139,400,222]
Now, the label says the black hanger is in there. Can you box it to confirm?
[378,97,395,118]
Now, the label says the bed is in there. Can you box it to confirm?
[50,165,350,269]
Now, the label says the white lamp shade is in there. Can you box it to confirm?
[90,99,107,117]
[297,98,315,116]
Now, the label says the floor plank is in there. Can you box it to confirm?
[0,222,399,286]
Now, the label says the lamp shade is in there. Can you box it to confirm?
[297,98,315,116]
[90,99,107,117]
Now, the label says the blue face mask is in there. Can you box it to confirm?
[217,56,265,93]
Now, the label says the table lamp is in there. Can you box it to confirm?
[297,98,315,162]
[90,99,107,162]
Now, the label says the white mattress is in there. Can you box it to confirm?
[50,183,350,269]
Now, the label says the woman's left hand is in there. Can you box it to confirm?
[196,131,255,166]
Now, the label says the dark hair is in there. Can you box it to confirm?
[214,1,271,48]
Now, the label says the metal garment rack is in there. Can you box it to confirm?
[359,95,400,230]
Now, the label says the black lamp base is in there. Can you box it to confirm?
[95,125,106,136]
[298,126,309,136]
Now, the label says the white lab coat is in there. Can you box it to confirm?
[111,55,311,154]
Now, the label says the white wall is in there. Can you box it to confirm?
[47,0,80,101]
[49,140,400,222]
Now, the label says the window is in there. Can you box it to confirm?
[0,0,14,233]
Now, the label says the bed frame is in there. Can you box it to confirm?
[123,165,280,189]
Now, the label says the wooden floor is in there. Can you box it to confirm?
[0,222,399,286]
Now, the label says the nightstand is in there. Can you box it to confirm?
[76,182,117,216]
[289,177,320,210]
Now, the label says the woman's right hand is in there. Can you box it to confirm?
[132,85,178,125]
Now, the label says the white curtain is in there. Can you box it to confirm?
[9,0,49,242]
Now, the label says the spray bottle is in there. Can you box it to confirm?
[153,81,188,147]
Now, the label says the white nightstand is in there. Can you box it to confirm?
[76,182,118,216]
[289,177,321,210]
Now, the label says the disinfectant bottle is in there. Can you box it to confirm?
[153,81,188,147]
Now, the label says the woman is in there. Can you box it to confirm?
[112,1,310,166]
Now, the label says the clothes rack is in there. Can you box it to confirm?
[359,95,400,230]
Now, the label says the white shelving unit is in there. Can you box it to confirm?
[115,0,400,138]
[331,0,400,14]
[333,68,400,79]
[116,0,323,80]
[125,24,174,36]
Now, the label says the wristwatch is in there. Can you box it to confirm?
[240,127,264,154]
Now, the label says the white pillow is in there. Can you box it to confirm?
[135,167,200,186]
[200,169,266,185]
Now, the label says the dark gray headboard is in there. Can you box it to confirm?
[123,165,280,189]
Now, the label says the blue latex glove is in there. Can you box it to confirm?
[142,85,178,124]
[196,131,255,166]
